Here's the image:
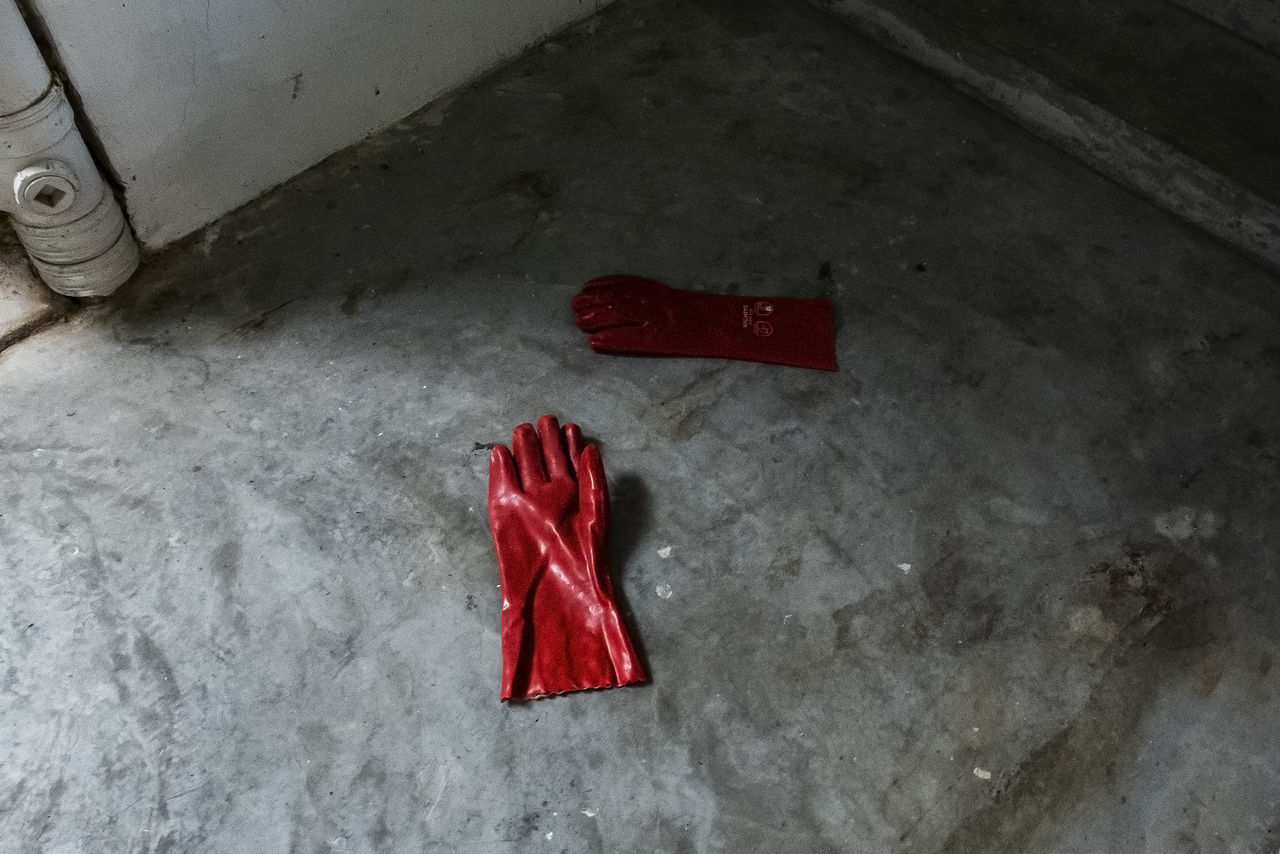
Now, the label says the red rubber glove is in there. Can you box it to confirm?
[572,274,837,371]
[487,415,646,700]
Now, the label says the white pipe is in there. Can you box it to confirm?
[0,0,138,296]
[0,0,50,114]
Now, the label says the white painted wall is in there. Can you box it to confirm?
[24,0,609,249]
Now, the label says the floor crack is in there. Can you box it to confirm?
[0,299,79,354]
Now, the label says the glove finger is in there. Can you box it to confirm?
[536,414,570,480]
[589,325,651,354]
[577,444,609,530]
[489,444,521,496]
[574,306,640,333]
[570,290,611,311]
[564,422,586,469]
[512,422,547,485]
[573,286,655,313]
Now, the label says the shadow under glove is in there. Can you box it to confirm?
[572,274,837,371]
[488,415,646,701]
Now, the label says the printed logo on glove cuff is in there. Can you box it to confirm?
[742,301,775,337]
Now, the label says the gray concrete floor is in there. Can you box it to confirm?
[3,1,1280,851]
[861,0,1280,205]
[0,227,69,350]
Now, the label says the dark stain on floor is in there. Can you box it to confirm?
[934,548,1219,853]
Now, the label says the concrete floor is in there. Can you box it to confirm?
[3,1,1280,851]
[0,227,68,351]
[815,0,1280,276]
[866,0,1280,205]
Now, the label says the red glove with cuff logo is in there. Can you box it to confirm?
[488,415,646,701]
[572,274,837,371]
